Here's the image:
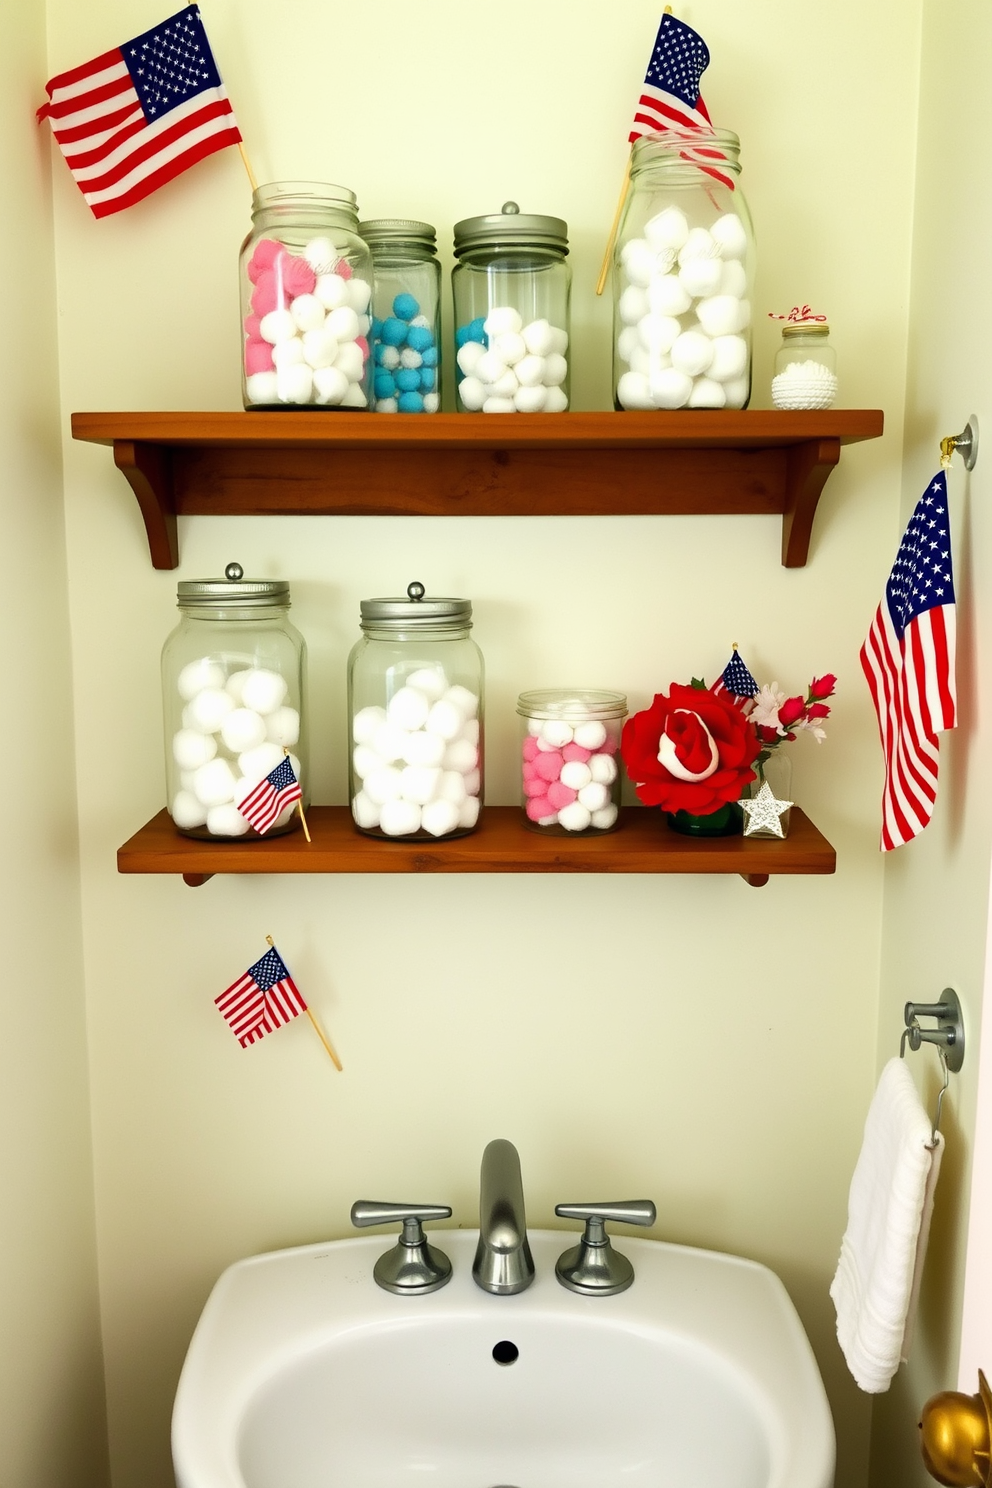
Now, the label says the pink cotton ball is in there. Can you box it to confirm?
[522,735,541,762]
[534,750,563,782]
[276,252,317,299]
[526,795,555,822]
[251,272,280,317]
[244,339,274,375]
[336,258,353,280]
[522,759,538,782]
[243,313,262,340]
[547,780,578,810]
[356,335,370,361]
[247,238,282,283]
[562,742,592,763]
[523,776,547,797]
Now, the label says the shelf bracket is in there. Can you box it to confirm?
[182,872,213,888]
[781,438,841,568]
[741,873,770,888]
[114,440,178,570]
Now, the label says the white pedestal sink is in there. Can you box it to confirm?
[173,1229,834,1488]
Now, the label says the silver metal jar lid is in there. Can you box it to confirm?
[177,562,290,607]
[360,581,472,630]
[359,219,437,251]
[453,201,568,257]
[517,688,627,719]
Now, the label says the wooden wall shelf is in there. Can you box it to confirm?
[118,805,836,889]
[72,409,883,570]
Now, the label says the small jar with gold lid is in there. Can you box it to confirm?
[772,322,838,409]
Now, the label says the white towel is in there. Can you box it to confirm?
[830,1057,944,1393]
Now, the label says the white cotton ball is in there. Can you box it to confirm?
[541,719,573,747]
[364,765,404,805]
[671,330,714,378]
[402,730,446,767]
[484,306,523,337]
[678,227,718,264]
[347,278,372,314]
[515,385,548,412]
[494,331,526,365]
[353,743,380,779]
[399,347,423,370]
[696,295,749,337]
[457,342,486,376]
[475,349,508,384]
[180,769,197,791]
[718,259,747,298]
[617,371,654,410]
[225,669,253,703]
[238,741,285,783]
[617,325,640,363]
[221,707,267,753]
[379,799,421,836]
[458,377,486,411]
[371,720,409,763]
[411,315,430,328]
[171,790,208,829]
[589,752,618,784]
[483,397,515,414]
[591,803,619,830]
[423,393,439,413]
[460,718,481,746]
[648,275,692,317]
[549,325,568,354]
[573,719,608,750]
[463,767,482,799]
[277,364,314,404]
[618,285,650,325]
[192,757,237,807]
[272,337,305,369]
[173,728,218,769]
[353,704,387,743]
[489,369,520,400]
[688,377,726,408]
[288,752,302,785]
[638,313,680,355]
[522,318,555,356]
[514,354,547,387]
[619,238,657,288]
[325,305,361,343]
[679,257,724,298]
[241,669,287,716]
[711,212,748,260]
[445,685,478,717]
[290,294,325,333]
[458,795,481,829]
[301,328,339,369]
[421,797,461,837]
[578,781,610,811]
[426,698,465,740]
[178,658,226,700]
[443,737,479,773]
[245,372,279,404]
[644,206,689,252]
[266,705,300,746]
[259,309,296,344]
[438,769,467,804]
[342,383,368,408]
[304,237,337,274]
[542,353,568,388]
[649,368,693,409]
[406,666,448,700]
[387,686,431,731]
[628,345,653,375]
[723,377,750,409]
[314,366,350,405]
[351,790,381,830]
[558,801,592,832]
[206,803,251,837]
[185,687,234,733]
[379,344,401,371]
[376,398,399,413]
[315,273,349,310]
[560,760,593,790]
[543,386,569,412]
[400,764,442,805]
[707,334,749,382]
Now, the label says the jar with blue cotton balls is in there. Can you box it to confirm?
[452,202,571,413]
[359,219,441,414]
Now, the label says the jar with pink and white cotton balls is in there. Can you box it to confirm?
[517,690,626,834]
[240,181,374,411]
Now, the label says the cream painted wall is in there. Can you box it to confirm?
[0,6,109,1487]
[45,2,923,1484]
[869,2,992,1483]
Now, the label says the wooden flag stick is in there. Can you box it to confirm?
[238,141,258,194]
[282,748,311,842]
[266,937,343,1071]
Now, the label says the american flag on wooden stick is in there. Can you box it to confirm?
[628,13,733,191]
[238,755,302,836]
[710,647,759,713]
[860,471,957,851]
[38,5,241,218]
[215,944,307,1049]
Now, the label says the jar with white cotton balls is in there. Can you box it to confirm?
[162,564,308,839]
[772,321,837,409]
[240,181,373,410]
[349,584,484,839]
[359,220,441,414]
[613,130,755,413]
[452,202,570,414]
[518,691,626,835]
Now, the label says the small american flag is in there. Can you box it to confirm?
[215,944,307,1049]
[860,472,957,851]
[238,756,302,836]
[711,648,759,712]
[629,13,733,190]
[38,5,241,219]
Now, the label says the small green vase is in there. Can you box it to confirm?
[664,802,743,838]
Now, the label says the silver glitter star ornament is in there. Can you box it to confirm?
[741,781,793,839]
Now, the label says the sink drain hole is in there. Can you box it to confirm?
[492,1339,519,1365]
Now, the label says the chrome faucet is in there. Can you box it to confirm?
[472,1139,535,1294]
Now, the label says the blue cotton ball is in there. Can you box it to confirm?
[373,343,388,366]
[421,345,439,368]
[469,317,487,343]
[371,317,384,339]
[420,368,436,392]
[395,367,422,392]
[407,325,433,353]
[397,391,425,413]
[374,370,397,399]
[455,325,471,347]
[393,292,420,321]
[381,317,408,346]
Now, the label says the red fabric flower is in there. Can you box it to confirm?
[621,683,761,815]
[807,702,831,720]
[810,674,837,700]
[778,695,806,727]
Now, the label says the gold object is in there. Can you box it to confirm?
[941,435,957,470]
[919,1370,992,1486]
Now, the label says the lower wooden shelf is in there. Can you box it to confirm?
[117,806,836,888]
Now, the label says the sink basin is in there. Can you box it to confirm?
[173,1228,834,1488]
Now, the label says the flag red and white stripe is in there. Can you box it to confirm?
[628,13,734,192]
[215,945,307,1048]
[37,5,241,218]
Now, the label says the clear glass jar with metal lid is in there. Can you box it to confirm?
[771,321,837,409]
[162,563,309,839]
[613,130,755,412]
[517,690,626,834]
[348,583,484,839]
[240,180,373,411]
[452,201,571,413]
[359,219,441,414]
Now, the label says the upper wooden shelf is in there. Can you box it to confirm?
[72,409,883,570]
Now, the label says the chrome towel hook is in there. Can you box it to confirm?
[900,987,964,1146]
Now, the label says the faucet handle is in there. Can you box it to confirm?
[554,1199,656,1296]
[350,1201,453,1295]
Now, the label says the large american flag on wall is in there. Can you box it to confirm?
[860,472,957,851]
[38,5,241,218]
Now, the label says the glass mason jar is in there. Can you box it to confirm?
[240,181,374,411]
[742,749,793,838]
[772,322,838,410]
[348,583,484,839]
[452,201,571,413]
[359,219,441,415]
[613,130,755,412]
[517,690,626,834]
[162,563,309,840]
